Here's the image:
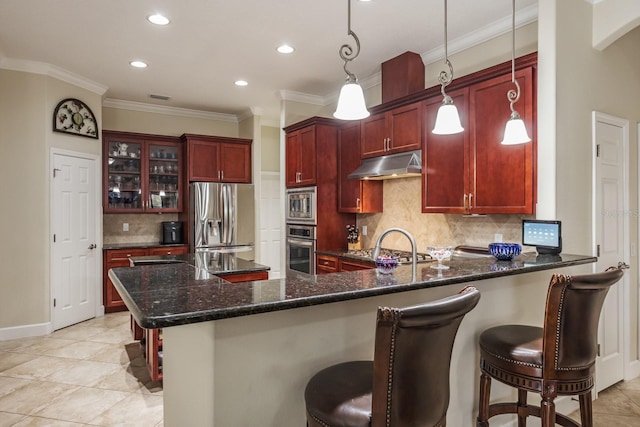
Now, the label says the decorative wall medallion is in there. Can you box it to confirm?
[53,98,98,139]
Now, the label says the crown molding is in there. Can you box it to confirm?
[0,56,108,95]
[103,98,238,122]
[422,3,538,65]
[279,90,325,105]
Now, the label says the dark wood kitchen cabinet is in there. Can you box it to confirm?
[316,254,374,274]
[284,117,355,252]
[285,122,321,187]
[360,101,422,159]
[422,64,536,215]
[103,131,183,213]
[338,121,383,213]
[183,134,252,183]
[103,248,147,312]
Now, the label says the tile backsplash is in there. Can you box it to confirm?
[103,213,179,245]
[357,177,529,252]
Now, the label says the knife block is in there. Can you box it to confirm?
[348,240,363,251]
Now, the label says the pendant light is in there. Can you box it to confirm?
[501,0,531,145]
[432,0,464,135]
[333,0,370,120]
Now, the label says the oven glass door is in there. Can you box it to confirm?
[287,237,316,275]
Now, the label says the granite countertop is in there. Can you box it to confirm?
[109,252,596,329]
[129,252,270,275]
[103,242,187,250]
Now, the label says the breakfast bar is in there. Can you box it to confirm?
[109,252,596,426]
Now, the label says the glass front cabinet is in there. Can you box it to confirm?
[103,131,183,213]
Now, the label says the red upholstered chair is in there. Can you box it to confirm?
[476,266,625,427]
[304,286,481,427]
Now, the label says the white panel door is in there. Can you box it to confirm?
[52,153,98,330]
[593,113,628,391]
[259,173,282,279]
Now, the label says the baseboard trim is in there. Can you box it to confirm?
[626,360,640,380]
[0,322,53,341]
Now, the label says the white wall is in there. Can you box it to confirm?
[0,69,103,330]
[540,0,640,368]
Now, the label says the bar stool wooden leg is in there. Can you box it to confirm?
[579,391,593,427]
[477,371,491,427]
[540,383,557,427]
[517,389,528,427]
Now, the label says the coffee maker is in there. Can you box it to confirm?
[161,221,183,244]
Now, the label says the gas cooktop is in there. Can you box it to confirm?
[347,248,432,263]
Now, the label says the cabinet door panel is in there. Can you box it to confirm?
[423,90,469,213]
[104,136,144,212]
[338,122,383,213]
[298,126,317,186]
[188,140,220,182]
[389,102,422,153]
[470,68,534,214]
[220,143,251,183]
[361,113,388,158]
[285,131,301,187]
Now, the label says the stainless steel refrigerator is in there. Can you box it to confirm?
[189,182,255,260]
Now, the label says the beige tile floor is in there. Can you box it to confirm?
[1,311,640,426]
[0,312,163,427]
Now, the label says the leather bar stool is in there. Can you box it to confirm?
[304,286,481,427]
[476,266,625,427]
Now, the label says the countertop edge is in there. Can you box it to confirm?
[112,254,596,329]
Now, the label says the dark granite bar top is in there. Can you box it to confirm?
[102,242,187,250]
[109,252,596,329]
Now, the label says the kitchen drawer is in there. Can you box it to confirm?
[339,259,374,271]
[106,248,148,263]
[147,245,188,256]
[317,255,339,273]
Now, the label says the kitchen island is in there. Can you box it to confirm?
[109,252,596,426]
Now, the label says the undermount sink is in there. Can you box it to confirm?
[452,245,493,259]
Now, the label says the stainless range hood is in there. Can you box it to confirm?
[348,150,422,180]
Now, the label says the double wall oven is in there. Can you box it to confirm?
[285,186,317,275]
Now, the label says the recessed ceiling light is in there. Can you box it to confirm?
[130,61,148,68]
[277,44,294,54]
[148,14,170,25]
[234,80,248,87]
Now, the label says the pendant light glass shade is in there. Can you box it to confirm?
[501,0,530,145]
[432,0,463,135]
[501,111,531,145]
[334,78,370,120]
[433,96,464,134]
[334,0,369,121]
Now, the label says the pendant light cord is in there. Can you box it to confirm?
[438,0,454,97]
[507,0,521,113]
[339,0,361,82]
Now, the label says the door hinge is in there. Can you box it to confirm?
[53,234,56,243]
[597,343,601,357]
[53,168,62,178]
[596,144,600,157]
[53,298,56,308]
[596,244,600,257]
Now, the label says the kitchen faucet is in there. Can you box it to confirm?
[372,227,417,282]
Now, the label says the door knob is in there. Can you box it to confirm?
[88,243,97,250]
